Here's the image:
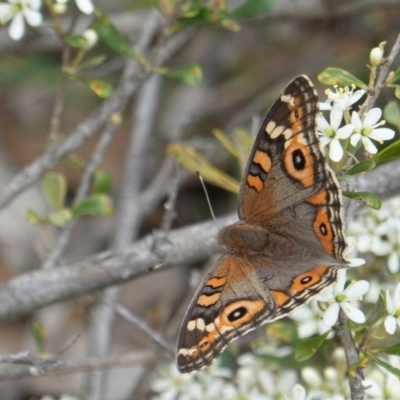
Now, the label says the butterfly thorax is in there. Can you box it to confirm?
[218,220,270,253]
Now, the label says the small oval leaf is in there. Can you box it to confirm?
[294,331,331,362]
[41,172,67,211]
[72,194,114,216]
[384,100,400,131]
[92,169,113,194]
[80,78,114,98]
[343,191,382,210]
[346,159,376,176]
[49,208,73,227]
[63,34,89,48]
[156,64,203,86]
[318,68,368,90]
[372,139,400,164]
[31,321,47,354]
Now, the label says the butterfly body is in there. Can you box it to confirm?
[176,75,349,374]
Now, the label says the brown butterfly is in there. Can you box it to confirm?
[176,75,349,373]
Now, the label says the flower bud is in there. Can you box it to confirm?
[82,29,98,49]
[370,46,383,67]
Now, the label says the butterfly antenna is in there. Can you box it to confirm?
[196,171,221,230]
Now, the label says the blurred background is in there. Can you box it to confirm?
[0,0,399,398]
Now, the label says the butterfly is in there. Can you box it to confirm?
[176,75,349,373]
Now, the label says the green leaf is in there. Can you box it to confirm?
[155,64,203,86]
[366,293,386,326]
[392,66,400,84]
[72,194,114,217]
[376,342,400,356]
[92,9,146,64]
[371,140,400,164]
[219,16,241,32]
[169,5,217,33]
[318,68,368,90]
[294,331,330,362]
[30,321,47,354]
[395,85,400,100]
[92,170,113,194]
[343,191,382,210]
[63,34,89,48]
[79,77,114,98]
[346,159,376,176]
[41,172,67,211]
[49,208,73,227]
[384,100,400,131]
[231,0,276,18]
[26,209,44,225]
[167,143,240,193]
[62,153,85,171]
[367,353,400,377]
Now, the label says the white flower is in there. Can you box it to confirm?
[0,0,42,40]
[350,108,395,154]
[320,85,366,111]
[55,0,93,14]
[322,270,369,327]
[384,282,400,335]
[318,106,354,162]
[290,300,330,338]
[290,384,313,400]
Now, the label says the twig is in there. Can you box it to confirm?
[364,33,400,113]
[42,118,118,269]
[334,311,365,400]
[0,350,155,380]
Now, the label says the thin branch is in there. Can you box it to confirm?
[364,33,400,113]
[334,311,365,400]
[0,350,156,381]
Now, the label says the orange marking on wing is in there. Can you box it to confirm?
[289,106,304,135]
[247,174,263,192]
[206,276,227,288]
[284,138,314,188]
[270,290,289,306]
[253,150,272,173]
[313,209,334,255]
[290,266,328,292]
[308,190,327,205]
[219,300,265,328]
[197,293,221,307]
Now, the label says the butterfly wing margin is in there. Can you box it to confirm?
[176,254,276,373]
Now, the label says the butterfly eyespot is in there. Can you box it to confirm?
[200,340,209,349]
[292,149,306,170]
[319,223,328,236]
[300,276,312,284]
[228,306,247,322]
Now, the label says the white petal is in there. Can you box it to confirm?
[75,0,94,14]
[393,282,400,306]
[297,321,318,339]
[319,135,331,148]
[0,4,12,20]
[386,290,394,314]
[336,124,354,139]
[330,106,344,131]
[348,257,366,267]
[329,138,343,162]
[385,315,396,334]
[351,111,362,130]
[9,13,25,40]
[317,114,329,131]
[29,0,42,10]
[315,285,334,302]
[334,270,347,294]
[23,8,42,26]
[350,132,361,147]
[323,303,340,327]
[340,302,366,324]
[292,384,306,400]
[364,108,382,127]
[343,280,370,299]
[301,367,323,388]
[349,90,366,105]
[361,136,378,154]
[319,102,332,111]
[388,252,399,273]
[369,127,396,141]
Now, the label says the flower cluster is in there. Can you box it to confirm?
[317,85,395,162]
[0,0,93,40]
